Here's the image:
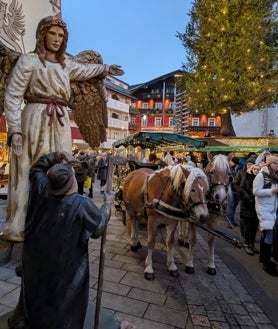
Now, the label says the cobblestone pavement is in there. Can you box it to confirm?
[0,185,277,329]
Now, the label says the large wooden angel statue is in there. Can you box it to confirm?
[0,15,124,242]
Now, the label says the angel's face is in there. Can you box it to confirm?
[45,26,65,53]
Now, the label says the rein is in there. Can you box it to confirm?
[144,170,208,220]
[188,217,247,248]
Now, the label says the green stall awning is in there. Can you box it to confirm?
[112,132,207,150]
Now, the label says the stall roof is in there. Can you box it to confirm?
[112,132,207,150]
[197,145,278,153]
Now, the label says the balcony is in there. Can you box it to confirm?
[129,122,138,130]
[107,99,129,114]
[189,126,221,133]
[142,92,175,100]
[108,117,129,130]
[140,108,173,115]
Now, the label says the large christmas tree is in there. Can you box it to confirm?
[177,0,278,136]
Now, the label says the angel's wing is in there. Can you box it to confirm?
[69,50,108,149]
[0,41,21,116]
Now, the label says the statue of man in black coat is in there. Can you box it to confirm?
[11,151,113,329]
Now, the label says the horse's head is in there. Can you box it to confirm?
[170,165,209,223]
[205,152,230,211]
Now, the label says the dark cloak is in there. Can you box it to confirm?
[21,153,110,329]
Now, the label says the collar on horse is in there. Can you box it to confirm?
[143,171,207,220]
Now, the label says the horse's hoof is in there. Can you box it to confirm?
[207,267,216,275]
[137,242,142,249]
[130,242,142,252]
[130,245,138,252]
[169,270,179,278]
[144,272,155,280]
[185,266,195,274]
[178,239,189,248]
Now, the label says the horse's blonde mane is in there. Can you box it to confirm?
[184,167,209,200]
[210,154,230,172]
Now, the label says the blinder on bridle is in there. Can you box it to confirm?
[207,181,229,212]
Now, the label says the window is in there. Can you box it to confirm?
[111,113,119,119]
[155,117,162,126]
[192,118,199,126]
[111,94,119,100]
[130,117,136,124]
[170,102,176,109]
[142,103,148,109]
[113,131,119,139]
[155,102,162,109]
[142,115,148,126]
[169,118,174,126]
[208,118,215,126]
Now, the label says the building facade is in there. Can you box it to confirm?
[128,70,223,139]
[99,76,136,150]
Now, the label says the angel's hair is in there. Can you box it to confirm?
[34,16,68,69]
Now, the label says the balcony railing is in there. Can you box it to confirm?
[108,117,129,130]
[128,122,138,130]
[142,92,175,100]
[107,99,129,113]
[188,126,221,132]
[140,108,173,115]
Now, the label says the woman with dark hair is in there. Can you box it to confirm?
[2,16,123,242]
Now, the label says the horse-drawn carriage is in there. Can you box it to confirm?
[111,132,247,279]
[112,132,207,224]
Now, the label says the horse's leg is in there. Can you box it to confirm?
[207,232,216,275]
[126,212,141,252]
[178,221,189,247]
[144,216,155,280]
[184,223,197,274]
[166,222,179,277]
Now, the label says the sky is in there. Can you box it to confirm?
[62,1,193,86]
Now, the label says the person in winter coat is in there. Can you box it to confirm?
[253,155,278,276]
[87,150,97,198]
[97,153,109,193]
[226,157,242,227]
[20,151,113,329]
[74,150,89,195]
[233,164,260,255]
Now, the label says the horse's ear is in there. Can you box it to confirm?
[180,165,191,178]
[227,153,234,161]
[207,151,213,162]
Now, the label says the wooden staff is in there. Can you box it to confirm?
[94,155,114,329]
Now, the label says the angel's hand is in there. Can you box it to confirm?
[11,133,22,156]
[108,65,124,76]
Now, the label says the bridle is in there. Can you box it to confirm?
[206,168,229,213]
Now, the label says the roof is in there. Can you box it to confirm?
[129,69,184,93]
[112,132,207,150]
[198,145,278,153]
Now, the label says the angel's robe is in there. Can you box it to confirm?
[3,53,110,241]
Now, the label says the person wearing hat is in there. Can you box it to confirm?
[19,151,114,329]
[253,155,278,276]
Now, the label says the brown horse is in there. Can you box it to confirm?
[123,165,209,280]
[180,152,231,275]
